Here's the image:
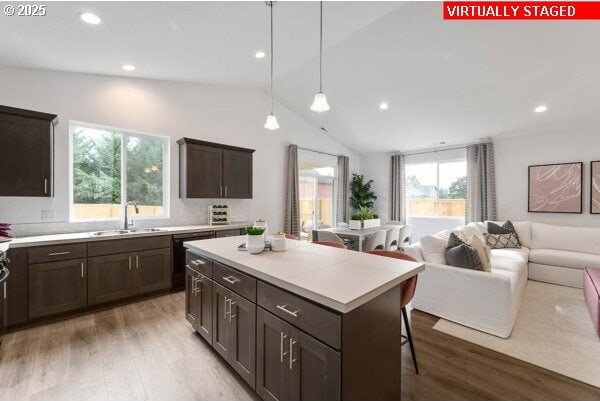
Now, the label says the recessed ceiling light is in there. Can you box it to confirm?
[379,102,389,110]
[255,51,266,59]
[121,64,136,71]
[79,12,101,25]
[534,105,548,113]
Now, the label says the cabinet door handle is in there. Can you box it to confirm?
[3,282,7,299]
[229,299,236,322]
[289,338,297,370]
[48,251,70,256]
[193,277,203,294]
[224,296,229,320]
[136,255,139,269]
[224,186,228,197]
[191,259,206,266]
[220,186,223,197]
[129,256,132,270]
[222,276,239,285]
[276,304,299,318]
[44,179,48,194]
[280,332,288,362]
[81,262,84,278]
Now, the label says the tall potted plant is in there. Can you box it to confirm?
[349,174,379,229]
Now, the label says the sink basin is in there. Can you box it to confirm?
[130,228,166,233]
[90,230,130,237]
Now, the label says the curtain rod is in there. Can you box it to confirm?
[297,146,340,158]
[399,139,490,157]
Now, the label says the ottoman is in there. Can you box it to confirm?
[584,268,600,337]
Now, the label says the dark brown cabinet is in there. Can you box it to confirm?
[134,248,171,294]
[257,308,340,401]
[88,253,134,305]
[178,138,254,199]
[0,105,57,197]
[29,258,87,318]
[185,265,213,343]
[212,282,256,389]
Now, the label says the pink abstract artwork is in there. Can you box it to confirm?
[592,161,600,214]
[529,163,582,213]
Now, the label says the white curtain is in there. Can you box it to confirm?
[466,142,497,223]
[390,154,406,222]
[336,155,349,223]
[284,145,300,236]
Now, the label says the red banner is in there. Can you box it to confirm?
[443,1,600,19]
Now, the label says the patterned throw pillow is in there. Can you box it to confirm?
[484,233,520,249]
[466,234,492,272]
[487,221,522,246]
[445,233,483,271]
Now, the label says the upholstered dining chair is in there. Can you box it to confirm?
[399,224,412,249]
[285,234,299,240]
[314,230,346,246]
[313,241,347,249]
[361,230,387,252]
[384,226,401,251]
[367,250,419,374]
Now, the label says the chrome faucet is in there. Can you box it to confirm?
[123,201,139,231]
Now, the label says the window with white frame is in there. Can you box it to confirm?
[298,149,337,240]
[70,121,169,221]
[405,154,466,218]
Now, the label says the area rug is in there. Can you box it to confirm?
[433,280,600,388]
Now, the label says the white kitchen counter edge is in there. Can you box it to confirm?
[3,222,252,249]
[184,241,425,314]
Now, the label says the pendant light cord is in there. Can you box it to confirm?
[270,2,274,114]
[319,1,323,93]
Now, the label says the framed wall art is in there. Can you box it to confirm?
[528,162,583,214]
[591,161,600,214]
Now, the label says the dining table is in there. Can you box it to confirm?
[315,224,405,252]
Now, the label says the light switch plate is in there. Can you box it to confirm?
[42,210,55,220]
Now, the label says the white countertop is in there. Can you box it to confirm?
[2,222,252,250]
[184,236,424,313]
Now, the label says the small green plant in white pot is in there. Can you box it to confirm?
[349,206,380,230]
[245,226,266,254]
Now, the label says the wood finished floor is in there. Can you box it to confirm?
[0,293,598,401]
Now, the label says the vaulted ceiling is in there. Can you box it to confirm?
[2,2,599,155]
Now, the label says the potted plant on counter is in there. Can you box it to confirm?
[349,206,380,230]
[245,226,266,254]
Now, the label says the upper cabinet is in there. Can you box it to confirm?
[0,105,58,197]
[178,138,254,199]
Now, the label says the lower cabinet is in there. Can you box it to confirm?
[88,253,134,305]
[185,266,213,343]
[29,258,87,318]
[134,248,172,294]
[257,308,340,401]
[213,282,256,388]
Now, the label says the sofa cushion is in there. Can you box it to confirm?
[420,230,452,264]
[532,223,600,256]
[488,221,522,246]
[445,233,483,271]
[466,234,491,272]
[485,221,532,248]
[491,247,530,265]
[485,233,520,249]
[529,248,600,270]
[454,223,486,244]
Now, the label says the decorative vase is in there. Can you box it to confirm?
[246,234,265,254]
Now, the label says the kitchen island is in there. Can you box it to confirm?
[184,236,424,401]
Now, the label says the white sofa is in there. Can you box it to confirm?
[406,221,600,338]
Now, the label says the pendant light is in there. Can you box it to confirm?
[310,2,330,113]
[264,2,279,130]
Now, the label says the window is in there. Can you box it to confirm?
[298,150,337,241]
[406,159,466,218]
[70,121,169,221]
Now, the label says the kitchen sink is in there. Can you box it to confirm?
[90,229,130,237]
[90,228,167,237]
[130,228,166,233]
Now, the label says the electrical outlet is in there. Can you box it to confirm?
[42,210,55,220]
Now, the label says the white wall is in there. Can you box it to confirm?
[0,67,358,236]
[359,153,390,223]
[495,128,600,227]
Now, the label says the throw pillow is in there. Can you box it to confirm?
[484,233,520,249]
[466,234,492,272]
[420,234,448,264]
[445,233,483,270]
[487,220,522,246]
